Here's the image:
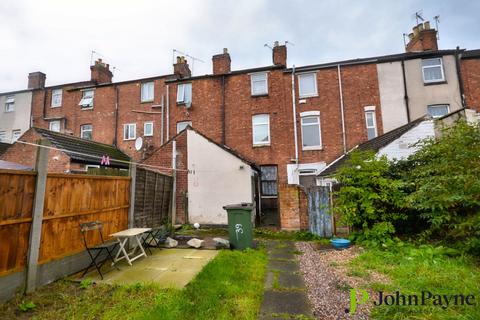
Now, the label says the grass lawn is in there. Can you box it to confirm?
[348,245,480,320]
[0,248,267,320]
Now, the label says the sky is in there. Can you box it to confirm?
[1,0,479,92]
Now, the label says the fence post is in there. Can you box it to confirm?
[128,163,136,228]
[26,139,49,293]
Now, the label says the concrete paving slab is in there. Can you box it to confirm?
[268,260,299,273]
[259,290,312,316]
[269,251,296,260]
[277,272,305,289]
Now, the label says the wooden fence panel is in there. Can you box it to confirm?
[0,170,36,275]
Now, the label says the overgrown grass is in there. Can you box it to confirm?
[0,249,268,320]
[349,244,480,319]
[254,228,330,244]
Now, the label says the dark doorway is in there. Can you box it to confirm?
[258,165,280,227]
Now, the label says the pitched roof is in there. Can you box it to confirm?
[32,127,130,168]
[0,142,11,156]
[0,160,33,171]
[318,116,427,177]
[463,49,480,59]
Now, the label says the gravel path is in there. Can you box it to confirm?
[296,242,376,320]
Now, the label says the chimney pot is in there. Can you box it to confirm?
[223,48,228,54]
[274,41,279,47]
[405,21,438,53]
[424,21,431,29]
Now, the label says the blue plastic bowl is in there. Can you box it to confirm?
[330,238,351,249]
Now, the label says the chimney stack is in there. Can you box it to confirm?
[212,48,231,75]
[28,72,46,89]
[272,41,287,67]
[406,21,438,53]
[173,56,191,78]
[90,58,113,84]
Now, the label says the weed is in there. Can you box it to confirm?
[18,301,36,312]
[79,278,93,289]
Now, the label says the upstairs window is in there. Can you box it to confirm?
[51,89,62,107]
[49,120,61,132]
[176,83,192,105]
[422,58,445,83]
[260,166,278,197]
[300,111,322,150]
[144,122,153,136]
[365,109,378,140]
[250,72,268,96]
[123,123,136,140]
[252,114,270,146]
[79,90,94,108]
[141,82,154,102]
[427,104,450,118]
[12,129,21,142]
[298,73,318,98]
[5,95,15,112]
[176,121,192,133]
[80,124,92,140]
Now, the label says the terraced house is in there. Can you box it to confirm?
[1,21,479,229]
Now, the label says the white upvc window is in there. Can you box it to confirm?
[123,123,136,140]
[144,122,153,136]
[298,73,318,98]
[300,111,322,150]
[80,124,93,140]
[422,58,445,83]
[252,114,270,146]
[176,121,192,133]
[0,131,6,142]
[79,90,94,108]
[12,129,21,142]
[427,104,450,118]
[49,120,61,132]
[141,82,154,102]
[364,106,378,140]
[176,83,192,105]
[250,72,268,96]
[5,95,15,112]
[51,89,62,107]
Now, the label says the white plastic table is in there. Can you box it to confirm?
[110,228,151,266]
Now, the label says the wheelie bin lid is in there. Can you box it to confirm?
[222,202,254,210]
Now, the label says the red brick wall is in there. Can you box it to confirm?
[461,58,480,112]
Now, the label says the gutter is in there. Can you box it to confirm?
[401,59,411,122]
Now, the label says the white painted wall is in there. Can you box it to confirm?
[376,120,435,161]
[187,129,253,225]
[0,91,32,143]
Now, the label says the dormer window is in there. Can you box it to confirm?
[79,90,94,108]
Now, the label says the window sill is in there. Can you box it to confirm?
[251,93,269,97]
[51,105,61,108]
[123,138,136,141]
[253,143,270,148]
[299,94,318,99]
[302,146,323,151]
[261,195,278,199]
[144,134,153,137]
[141,100,154,104]
[4,110,14,113]
[80,107,94,110]
[423,80,447,86]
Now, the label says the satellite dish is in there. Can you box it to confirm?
[135,137,143,151]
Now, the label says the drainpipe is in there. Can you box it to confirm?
[161,95,165,144]
[337,65,347,154]
[291,65,299,163]
[221,75,226,145]
[455,46,467,108]
[166,85,170,141]
[114,85,119,147]
[171,140,177,224]
[401,59,411,122]
[42,89,47,121]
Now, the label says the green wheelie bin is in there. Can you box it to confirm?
[223,203,254,250]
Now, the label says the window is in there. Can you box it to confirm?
[80,124,92,140]
[260,166,278,197]
[252,114,270,146]
[141,82,154,102]
[79,90,94,108]
[0,131,6,142]
[422,58,445,83]
[250,72,268,96]
[5,95,14,112]
[51,89,62,107]
[298,73,318,98]
[300,111,322,150]
[365,109,378,140]
[49,120,61,132]
[176,121,192,133]
[123,123,136,140]
[427,104,450,118]
[144,122,153,136]
[12,130,21,142]
[176,83,192,105]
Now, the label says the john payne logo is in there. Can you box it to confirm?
[346,289,477,315]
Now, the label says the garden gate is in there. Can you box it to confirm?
[307,186,333,237]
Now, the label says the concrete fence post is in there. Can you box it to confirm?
[128,163,137,228]
[26,139,50,293]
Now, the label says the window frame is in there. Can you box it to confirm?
[252,114,270,146]
[260,165,278,198]
[79,89,94,109]
[422,58,445,84]
[80,124,93,140]
[427,104,450,118]
[140,81,154,102]
[364,107,378,140]
[5,95,15,112]
[176,121,192,133]
[49,120,61,132]
[123,123,136,140]
[298,72,318,98]
[51,89,62,107]
[300,111,322,150]
[176,83,192,105]
[0,131,6,142]
[12,129,21,142]
[250,72,268,96]
[144,122,153,136]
